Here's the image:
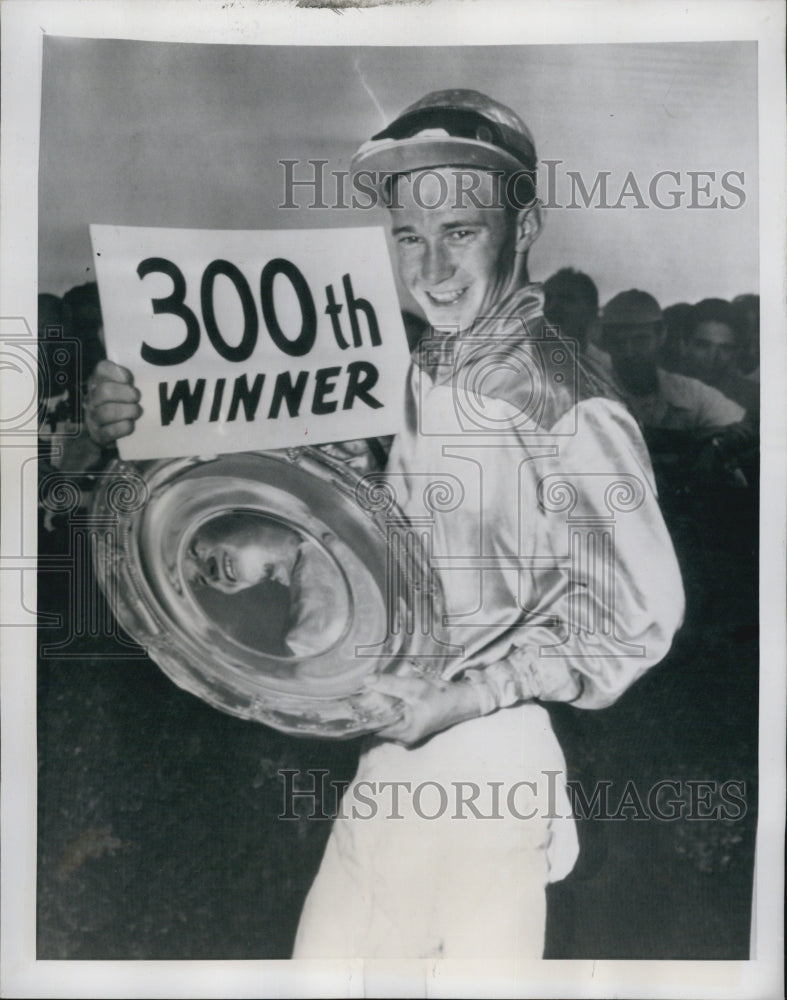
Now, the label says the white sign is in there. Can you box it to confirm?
[90,224,411,460]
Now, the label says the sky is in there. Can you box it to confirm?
[39,38,758,308]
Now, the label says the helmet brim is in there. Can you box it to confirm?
[350,135,529,189]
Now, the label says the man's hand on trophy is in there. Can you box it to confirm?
[84,360,143,446]
[367,662,482,747]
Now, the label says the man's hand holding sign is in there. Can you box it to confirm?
[88,225,410,458]
[84,359,142,446]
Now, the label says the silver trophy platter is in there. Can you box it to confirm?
[91,448,441,738]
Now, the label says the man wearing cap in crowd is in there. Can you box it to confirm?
[600,289,746,431]
[85,90,684,959]
[543,266,612,371]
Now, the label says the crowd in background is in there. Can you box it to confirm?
[38,283,106,479]
[541,270,759,501]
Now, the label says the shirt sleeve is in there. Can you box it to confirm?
[463,399,685,712]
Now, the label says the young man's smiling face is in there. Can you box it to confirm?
[389,168,530,334]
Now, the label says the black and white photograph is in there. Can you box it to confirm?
[1,2,784,997]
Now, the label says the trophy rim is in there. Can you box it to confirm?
[91,447,443,739]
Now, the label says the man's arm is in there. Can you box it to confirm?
[370,397,685,744]
[462,399,685,712]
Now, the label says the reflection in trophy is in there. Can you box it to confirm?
[91,450,441,737]
[184,511,350,660]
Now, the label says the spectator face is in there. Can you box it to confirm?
[602,322,663,392]
[603,323,662,366]
[543,280,596,342]
[390,168,526,333]
[187,515,300,594]
[682,321,737,383]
